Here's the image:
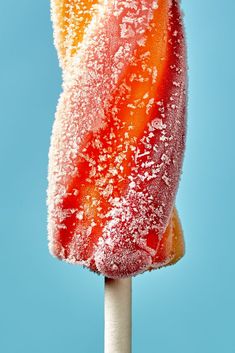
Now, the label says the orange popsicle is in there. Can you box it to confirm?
[48,0,187,278]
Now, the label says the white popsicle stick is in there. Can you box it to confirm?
[104,278,132,353]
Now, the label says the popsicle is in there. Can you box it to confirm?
[48,0,187,279]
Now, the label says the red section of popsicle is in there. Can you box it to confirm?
[48,0,187,278]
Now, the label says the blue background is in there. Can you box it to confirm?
[0,0,234,352]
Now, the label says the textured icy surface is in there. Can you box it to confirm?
[47,0,187,278]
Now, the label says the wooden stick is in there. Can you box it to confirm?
[104,277,132,353]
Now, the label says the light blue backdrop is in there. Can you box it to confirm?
[0,0,234,352]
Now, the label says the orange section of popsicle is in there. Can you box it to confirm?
[150,208,184,268]
[51,0,99,67]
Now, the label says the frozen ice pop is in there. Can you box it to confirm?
[48,0,187,278]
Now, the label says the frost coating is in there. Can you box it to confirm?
[47,0,187,278]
